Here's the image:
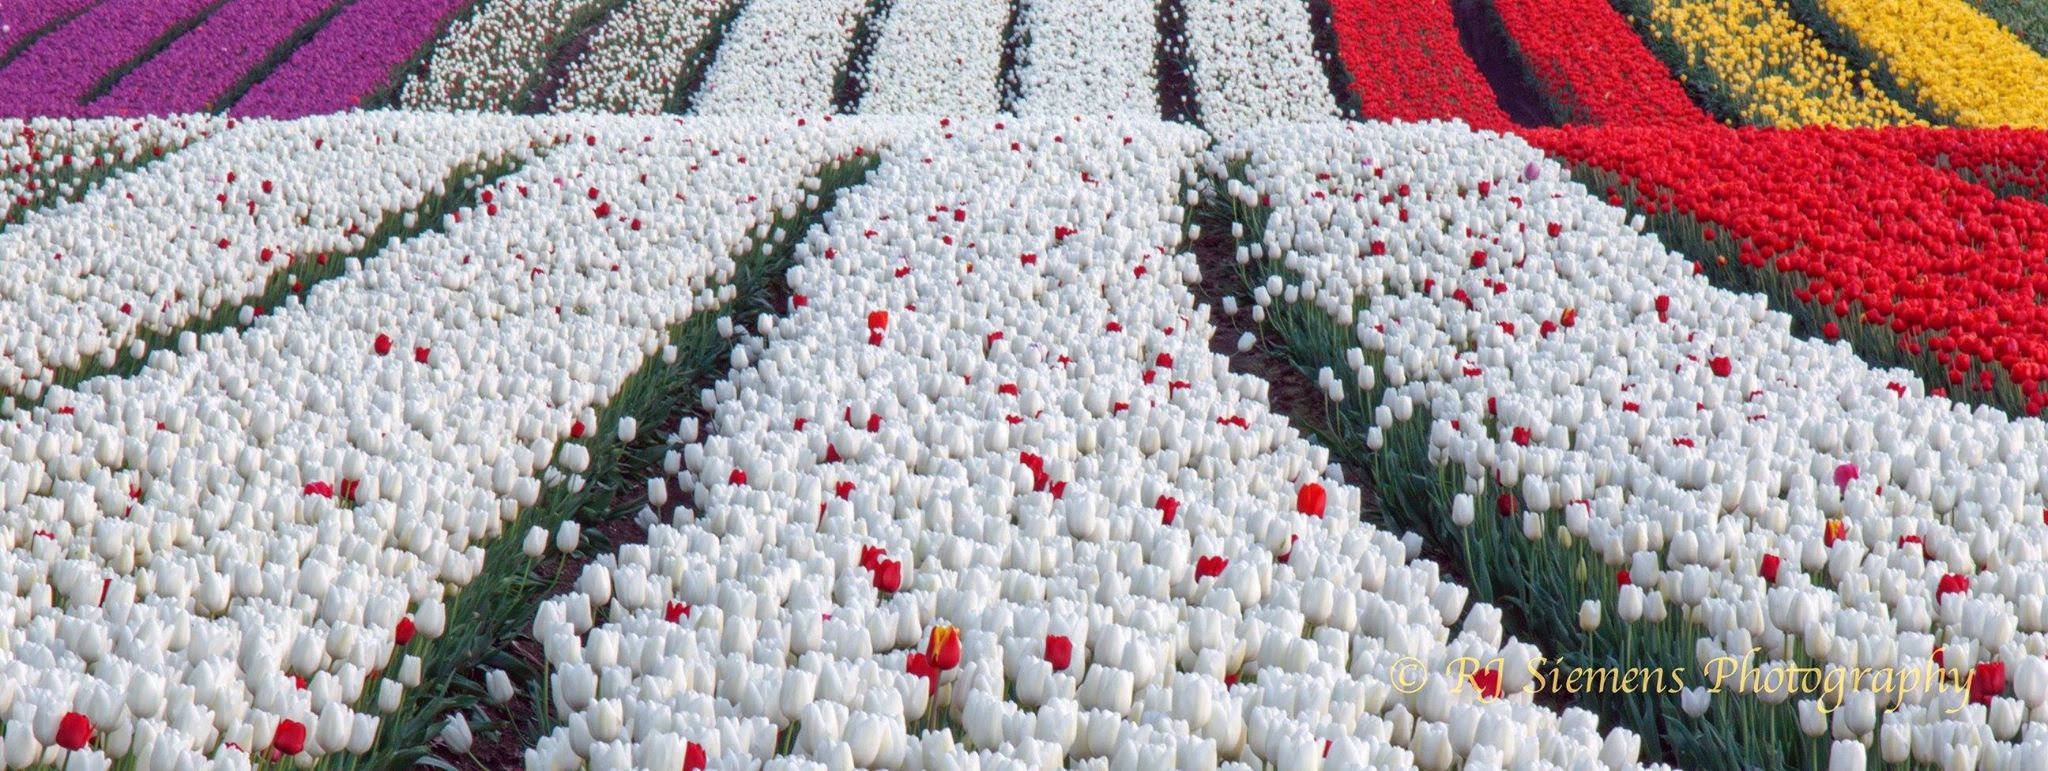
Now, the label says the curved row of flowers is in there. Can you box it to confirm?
[0,0,227,117]
[1875,126,2048,204]
[854,0,1009,115]
[229,0,476,118]
[1215,120,2048,770]
[1612,0,1921,127]
[1324,0,1513,131]
[1790,0,2048,127]
[1527,126,2048,418]
[523,116,1658,770]
[1,115,227,231]
[0,114,892,767]
[1009,0,1159,117]
[550,0,743,114]
[401,0,615,112]
[1180,0,1338,135]
[1481,0,1710,126]
[0,113,557,407]
[690,0,873,116]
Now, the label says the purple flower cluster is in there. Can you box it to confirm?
[0,0,220,117]
[0,0,101,59]
[233,0,471,118]
[91,0,345,116]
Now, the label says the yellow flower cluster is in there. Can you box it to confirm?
[1636,0,1921,127]
[1814,0,2048,127]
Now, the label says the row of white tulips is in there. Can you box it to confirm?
[690,0,873,116]
[0,115,890,768]
[551,0,742,114]
[2,116,227,230]
[0,114,557,408]
[854,0,1010,115]
[402,0,612,111]
[1180,0,1337,136]
[525,117,1657,770]
[1212,120,2048,770]
[1010,0,1160,118]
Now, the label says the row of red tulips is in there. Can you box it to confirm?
[1483,0,1712,126]
[1529,126,2048,417]
[1324,0,1514,130]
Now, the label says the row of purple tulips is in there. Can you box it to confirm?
[0,0,472,118]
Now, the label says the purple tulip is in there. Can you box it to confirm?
[232,0,469,118]
[91,0,346,116]
[0,0,220,117]
[1524,161,1542,181]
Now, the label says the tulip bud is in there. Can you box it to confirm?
[1578,600,1601,633]
[556,521,581,553]
[441,713,473,754]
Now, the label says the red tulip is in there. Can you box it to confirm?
[867,310,889,330]
[373,334,393,356]
[685,741,707,771]
[873,559,902,593]
[1471,667,1503,699]
[1938,573,1971,598]
[1045,635,1073,670]
[1296,483,1327,517]
[1972,661,2006,705]
[1760,553,1781,583]
[1156,495,1180,524]
[413,347,431,364]
[1196,555,1228,579]
[395,616,416,645]
[1823,520,1846,547]
[1495,492,1516,517]
[56,712,91,751]
[666,601,690,623]
[1709,357,1732,377]
[304,481,334,498]
[273,719,306,756]
[927,626,962,670]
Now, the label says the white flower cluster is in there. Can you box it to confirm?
[690,0,871,116]
[0,113,556,406]
[552,0,743,114]
[1181,0,1338,136]
[1010,0,1160,117]
[402,0,610,112]
[854,0,1009,115]
[0,114,888,767]
[1215,121,2048,770]
[527,118,1652,771]
[1,115,227,228]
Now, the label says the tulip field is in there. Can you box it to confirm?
[4,0,2048,770]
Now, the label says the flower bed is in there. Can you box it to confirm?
[549,0,743,114]
[1612,0,1921,127]
[400,0,618,112]
[0,114,892,768]
[855,0,1009,115]
[1181,0,1338,136]
[1481,0,1711,126]
[0,0,227,117]
[0,0,101,65]
[1,115,227,230]
[524,116,1657,770]
[0,114,559,409]
[1325,0,1512,131]
[229,0,475,117]
[90,0,351,116]
[1010,0,1159,117]
[690,0,873,116]
[1528,126,2048,417]
[1790,0,2048,127]
[1215,119,2048,771]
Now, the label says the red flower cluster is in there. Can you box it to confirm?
[1326,0,1513,130]
[1488,0,1709,126]
[1531,127,2048,415]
